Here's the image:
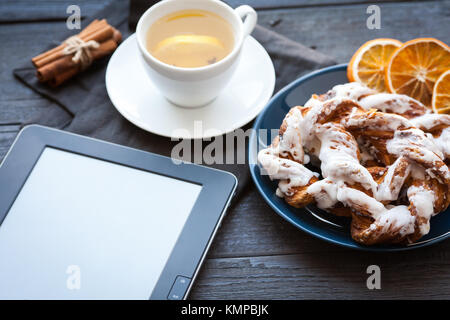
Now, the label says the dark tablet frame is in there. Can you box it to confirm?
[0,125,237,300]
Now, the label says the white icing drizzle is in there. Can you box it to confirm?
[373,205,416,236]
[410,164,426,180]
[315,123,377,192]
[306,179,339,209]
[434,127,450,159]
[329,82,376,101]
[337,185,384,216]
[387,128,446,168]
[410,114,450,159]
[410,114,450,130]
[278,108,304,162]
[407,185,436,235]
[375,156,411,201]
[257,143,316,197]
[342,109,413,131]
[358,93,429,116]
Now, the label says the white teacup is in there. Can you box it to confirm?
[136,0,257,108]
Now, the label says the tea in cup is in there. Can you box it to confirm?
[146,9,235,68]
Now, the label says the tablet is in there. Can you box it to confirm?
[0,125,236,300]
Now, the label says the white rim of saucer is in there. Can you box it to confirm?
[105,34,275,140]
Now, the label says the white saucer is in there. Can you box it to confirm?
[105,34,275,139]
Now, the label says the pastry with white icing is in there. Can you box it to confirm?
[258,82,450,245]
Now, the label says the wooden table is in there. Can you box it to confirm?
[1,0,449,299]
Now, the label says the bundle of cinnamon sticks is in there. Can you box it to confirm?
[31,19,122,87]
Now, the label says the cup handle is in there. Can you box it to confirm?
[234,5,257,37]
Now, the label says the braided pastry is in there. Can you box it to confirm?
[258,82,450,245]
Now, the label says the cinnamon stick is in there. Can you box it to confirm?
[113,29,122,44]
[32,19,121,86]
[37,39,118,83]
[31,19,104,66]
[34,24,115,68]
[49,68,79,87]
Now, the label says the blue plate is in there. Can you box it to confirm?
[248,64,450,251]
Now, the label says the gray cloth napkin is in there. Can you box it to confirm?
[13,0,335,204]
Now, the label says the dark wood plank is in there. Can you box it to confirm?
[257,0,450,63]
[0,0,436,22]
[226,0,435,10]
[0,127,20,160]
[190,248,450,299]
[207,189,350,258]
[0,98,69,124]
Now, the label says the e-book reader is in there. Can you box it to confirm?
[0,125,236,300]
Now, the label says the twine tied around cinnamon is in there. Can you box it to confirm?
[62,36,100,70]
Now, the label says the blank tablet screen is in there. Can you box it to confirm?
[0,147,202,299]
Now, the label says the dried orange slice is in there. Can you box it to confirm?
[385,38,450,107]
[347,38,402,92]
[432,69,450,114]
